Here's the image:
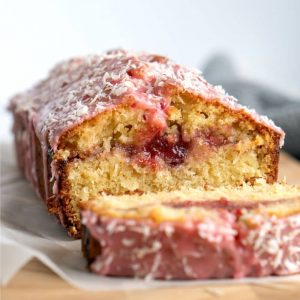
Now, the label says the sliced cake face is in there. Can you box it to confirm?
[61,94,281,199]
[81,183,300,279]
[10,49,284,236]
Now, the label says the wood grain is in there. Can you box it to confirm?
[1,152,300,300]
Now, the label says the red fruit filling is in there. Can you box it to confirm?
[141,134,190,167]
[120,133,190,168]
[117,125,233,168]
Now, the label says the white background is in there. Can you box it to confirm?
[1,0,299,141]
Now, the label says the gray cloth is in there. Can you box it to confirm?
[202,55,300,159]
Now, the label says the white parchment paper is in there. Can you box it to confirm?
[1,143,299,290]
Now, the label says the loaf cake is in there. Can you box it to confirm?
[9,49,284,237]
[81,182,300,279]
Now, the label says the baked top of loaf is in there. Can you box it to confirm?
[9,49,284,150]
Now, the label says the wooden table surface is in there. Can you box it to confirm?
[1,152,300,300]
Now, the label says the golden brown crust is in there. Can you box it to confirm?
[80,182,300,221]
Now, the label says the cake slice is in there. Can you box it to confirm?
[81,182,300,279]
[9,49,284,237]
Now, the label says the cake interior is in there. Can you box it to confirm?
[81,182,300,222]
[55,92,280,230]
